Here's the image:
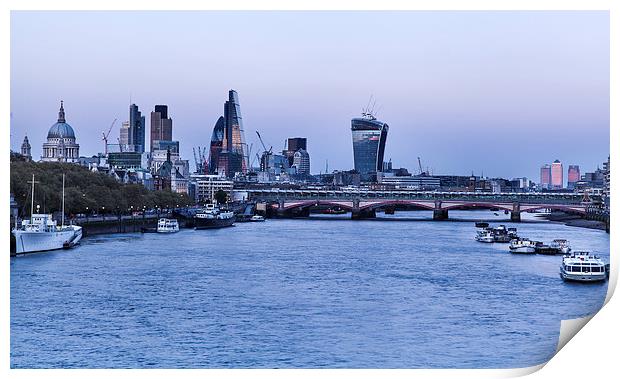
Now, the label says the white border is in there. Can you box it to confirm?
[2,1,616,378]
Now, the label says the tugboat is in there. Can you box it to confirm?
[12,174,82,255]
[509,238,537,254]
[194,203,235,229]
[560,252,607,282]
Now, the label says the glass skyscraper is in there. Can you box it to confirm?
[150,105,173,152]
[351,114,389,181]
[208,90,249,178]
[129,104,145,153]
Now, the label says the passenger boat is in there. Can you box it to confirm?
[194,203,235,229]
[250,215,265,222]
[475,222,489,228]
[509,238,537,254]
[12,174,82,255]
[475,229,495,243]
[491,225,512,243]
[560,252,607,282]
[157,218,179,233]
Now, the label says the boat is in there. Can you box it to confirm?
[509,238,537,254]
[157,218,179,233]
[475,222,489,228]
[194,203,235,229]
[12,174,83,255]
[250,215,265,222]
[560,252,607,282]
[491,225,512,243]
[550,239,571,254]
[507,227,518,239]
[322,207,347,215]
[475,229,495,243]
[534,241,562,255]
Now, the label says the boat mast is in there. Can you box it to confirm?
[61,173,65,227]
[28,173,37,223]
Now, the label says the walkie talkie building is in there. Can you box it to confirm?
[351,114,389,182]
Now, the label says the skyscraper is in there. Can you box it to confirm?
[540,164,551,190]
[567,165,580,189]
[292,148,310,175]
[551,159,563,189]
[129,104,146,153]
[284,137,307,166]
[351,112,389,182]
[150,104,173,151]
[119,121,130,148]
[207,90,248,178]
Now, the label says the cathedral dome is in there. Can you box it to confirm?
[47,101,76,139]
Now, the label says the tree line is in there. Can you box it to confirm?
[10,159,194,217]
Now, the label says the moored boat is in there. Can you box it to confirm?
[475,229,495,243]
[509,238,537,254]
[250,215,265,222]
[157,218,179,233]
[550,239,571,254]
[560,252,607,282]
[194,203,235,229]
[12,174,82,255]
[534,241,562,255]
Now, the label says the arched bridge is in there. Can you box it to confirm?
[245,189,596,221]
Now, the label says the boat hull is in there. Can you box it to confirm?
[12,226,82,254]
[560,270,607,282]
[510,247,536,254]
[194,217,235,230]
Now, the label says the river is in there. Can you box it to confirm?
[10,210,610,368]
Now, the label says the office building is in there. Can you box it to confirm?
[540,164,551,190]
[292,148,310,175]
[351,112,389,182]
[150,104,173,151]
[129,104,146,153]
[567,165,580,189]
[551,159,563,189]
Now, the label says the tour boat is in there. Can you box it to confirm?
[534,241,562,255]
[509,238,537,254]
[560,252,607,282]
[250,215,265,222]
[475,229,495,243]
[491,225,512,243]
[194,203,235,229]
[157,218,179,233]
[12,174,83,255]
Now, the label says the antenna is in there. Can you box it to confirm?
[61,173,65,227]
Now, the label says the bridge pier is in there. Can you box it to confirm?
[433,209,448,220]
[511,202,521,222]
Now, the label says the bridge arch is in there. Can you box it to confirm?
[441,202,514,212]
[358,200,436,211]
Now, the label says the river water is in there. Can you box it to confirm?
[10,210,610,368]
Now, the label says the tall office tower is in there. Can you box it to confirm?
[207,90,248,177]
[567,165,580,189]
[150,104,173,151]
[284,137,307,166]
[351,112,389,182]
[119,121,130,147]
[20,135,31,160]
[129,104,146,153]
[551,159,563,189]
[540,164,552,189]
[292,148,311,175]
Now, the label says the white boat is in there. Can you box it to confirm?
[550,239,571,254]
[509,238,537,254]
[560,252,607,282]
[12,174,83,255]
[157,218,179,233]
[475,229,494,243]
[250,215,265,222]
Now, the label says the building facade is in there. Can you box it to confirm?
[190,174,234,203]
[567,165,580,189]
[351,113,389,182]
[119,121,130,147]
[540,164,551,189]
[207,90,248,178]
[284,137,307,166]
[41,101,80,163]
[129,104,146,153]
[292,148,310,175]
[551,159,563,189]
[150,105,173,152]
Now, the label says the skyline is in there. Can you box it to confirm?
[10,11,610,180]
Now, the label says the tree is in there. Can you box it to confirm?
[214,190,228,204]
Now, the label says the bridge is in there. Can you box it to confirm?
[245,189,597,221]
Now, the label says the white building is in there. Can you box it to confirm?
[41,101,80,163]
[190,174,234,203]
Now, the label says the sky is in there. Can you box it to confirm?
[10,11,609,181]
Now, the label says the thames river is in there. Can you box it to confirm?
[10,211,610,368]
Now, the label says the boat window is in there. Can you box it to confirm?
[570,266,580,272]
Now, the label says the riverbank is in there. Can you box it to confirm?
[536,212,607,231]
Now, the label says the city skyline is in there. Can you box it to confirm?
[10,11,609,179]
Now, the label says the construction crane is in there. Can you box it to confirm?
[117,138,123,152]
[193,146,209,174]
[102,118,117,155]
[256,131,268,153]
